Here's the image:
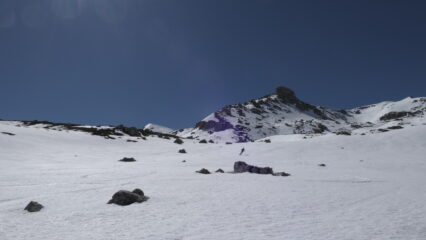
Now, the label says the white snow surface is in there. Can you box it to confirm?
[1,121,426,240]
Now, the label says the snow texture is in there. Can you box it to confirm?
[1,120,426,240]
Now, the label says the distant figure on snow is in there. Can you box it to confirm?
[239,148,245,155]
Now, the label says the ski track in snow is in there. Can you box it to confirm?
[0,122,425,240]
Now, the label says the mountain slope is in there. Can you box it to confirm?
[1,118,426,240]
[175,87,426,142]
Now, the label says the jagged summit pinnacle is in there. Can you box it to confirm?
[275,86,298,103]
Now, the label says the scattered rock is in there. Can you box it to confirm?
[272,172,291,177]
[119,157,136,162]
[336,131,351,136]
[318,163,326,167]
[208,140,214,143]
[182,160,186,162]
[178,149,187,154]
[199,139,207,144]
[24,201,43,212]
[196,168,210,174]
[215,168,224,173]
[20,120,178,141]
[126,139,137,143]
[1,132,15,136]
[264,139,271,143]
[379,111,421,121]
[116,125,141,137]
[225,142,233,145]
[233,161,273,175]
[174,138,184,144]
[107,189,148,206]
[387,125,403,130]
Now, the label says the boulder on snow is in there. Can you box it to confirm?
[336,131,351,136]
[174,138,184,144]
[199,139,207,144]
[387,125,403,130]
[119,157,136,162]
[215,168,225,173]
[24,201,43,212]
[196,168,211,174]
[1,132,15,136]
[233,161,273,175]
[178,149,187,154]
[272,172,291,177]
[107,189,148,206]
[318,163,326,167]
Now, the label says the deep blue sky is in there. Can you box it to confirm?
[1,0,425,129]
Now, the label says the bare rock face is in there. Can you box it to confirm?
[107,189,148,206]
[24,201,43,212]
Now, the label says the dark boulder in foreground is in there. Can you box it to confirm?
[196,168,211,174]
[24,201,43,212]
[108,189,148,206]
[119,157,136,162]
[178,149,187,154]
[215,168,225,173]
[234,161,273,175]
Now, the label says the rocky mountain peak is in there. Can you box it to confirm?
[275,86,298,103]
[175,87,426,143]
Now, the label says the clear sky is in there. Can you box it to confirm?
[0,0,425,129]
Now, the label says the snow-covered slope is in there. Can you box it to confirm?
[1,120,426,240]
[175,87,426,142]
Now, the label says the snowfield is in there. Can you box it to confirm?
[1,121,426,240]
